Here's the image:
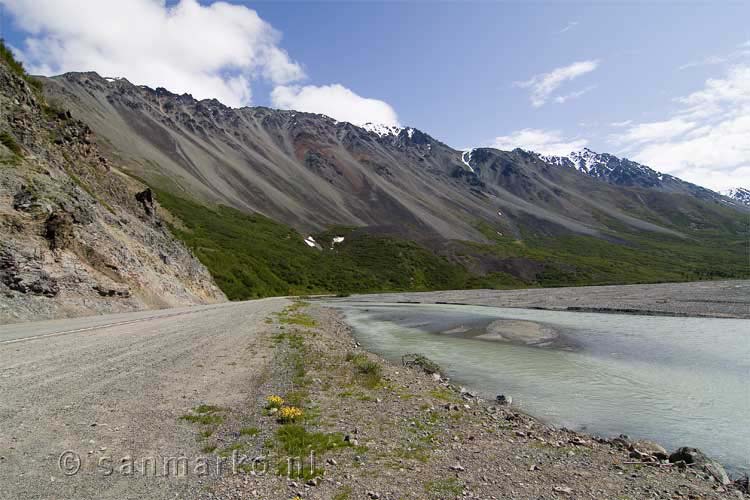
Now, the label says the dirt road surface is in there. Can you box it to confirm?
[0,298,288,499]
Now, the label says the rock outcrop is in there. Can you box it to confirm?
[0,52,226,324]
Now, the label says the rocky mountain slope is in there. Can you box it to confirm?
[35,71,749,297]
[0,49,225,324]
[42,72,745,243]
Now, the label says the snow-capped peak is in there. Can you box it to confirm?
[720,187,750,206]
[361,122,417,139]
[361,122,403,137]
[539,148,610,174]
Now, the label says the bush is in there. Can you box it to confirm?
[0,132,23,157]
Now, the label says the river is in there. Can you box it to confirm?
[325,301,750,475]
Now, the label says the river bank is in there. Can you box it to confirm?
[210,302,746,499]
[331,280,750,319]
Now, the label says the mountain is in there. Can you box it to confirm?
[34,71,749,298]
[0,46,225,323]
[721,187,750,206]
[535,148,718,199]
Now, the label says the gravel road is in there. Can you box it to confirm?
[0,298,288,499]
[335,280,750,318]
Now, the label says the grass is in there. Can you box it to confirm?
[240,426,260,437]
[0,132,23,158]
[274,424,350,480]
[425,478,464,498]
[346,352,383,389]
[179,413,224,426]
[179,404,224,426]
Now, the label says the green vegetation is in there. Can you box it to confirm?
[425,478,464,497]
[0,39,43,94]
[240,426,260,437]
[154,188,747,300]
[179,404,224,426]
[0,132,23,158]
[154,189,473,300]
[345,352,383,389]
[470,218,749,286]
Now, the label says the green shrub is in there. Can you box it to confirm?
[0,132,23,157]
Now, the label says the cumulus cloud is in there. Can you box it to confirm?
[1,0,304,107]
[516,60,599,107]
[271,84,400,126]
[490,128,588,156]
[612,64,750,191]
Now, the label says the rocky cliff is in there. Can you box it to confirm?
[0,51,225,324]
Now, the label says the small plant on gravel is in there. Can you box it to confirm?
[425,478,464,497]
[194,404,223,414]
[346,352,383,389]
[278,406,304,423]
[266,395,284,409]
[179,413,224,426]
[240,426,260,437]
[179,404,224,426]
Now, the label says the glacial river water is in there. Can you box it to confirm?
[325,302,750,474]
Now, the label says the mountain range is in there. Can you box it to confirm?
[1,48,747,319]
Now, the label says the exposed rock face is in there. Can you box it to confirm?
[0,58,226,324]
[44,211,74,250]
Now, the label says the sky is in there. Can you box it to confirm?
[0,0,748,192]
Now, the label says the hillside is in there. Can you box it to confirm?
[0,45,226,323]
[30,71,750,299]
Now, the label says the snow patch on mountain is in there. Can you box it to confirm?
[362,122,403,137]
[720,187,750,206]
[461,149,475,173]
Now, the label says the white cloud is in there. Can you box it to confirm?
[612,118,696,144]
[612,64,750,191]
[610,120,633,127]
[556,21,578,34]
[271,84,400,126]
[553,85,595,104]
[1,0,304,107]
[516,60,599,107]
[490,128,588,156]
[679,43,750,70]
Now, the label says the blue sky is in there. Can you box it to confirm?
[1,0,748,190]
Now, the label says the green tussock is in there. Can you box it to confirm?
[0,132,23,158]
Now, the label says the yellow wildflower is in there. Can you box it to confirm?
[278,406,303,423]
[266,395,284,409]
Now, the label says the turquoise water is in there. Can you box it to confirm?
[328,302,750,474]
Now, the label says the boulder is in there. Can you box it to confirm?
[631,440,668,460]
[669,447,730,485]
[496,394,512,405]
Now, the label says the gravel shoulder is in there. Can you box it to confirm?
[336,280,750,319]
